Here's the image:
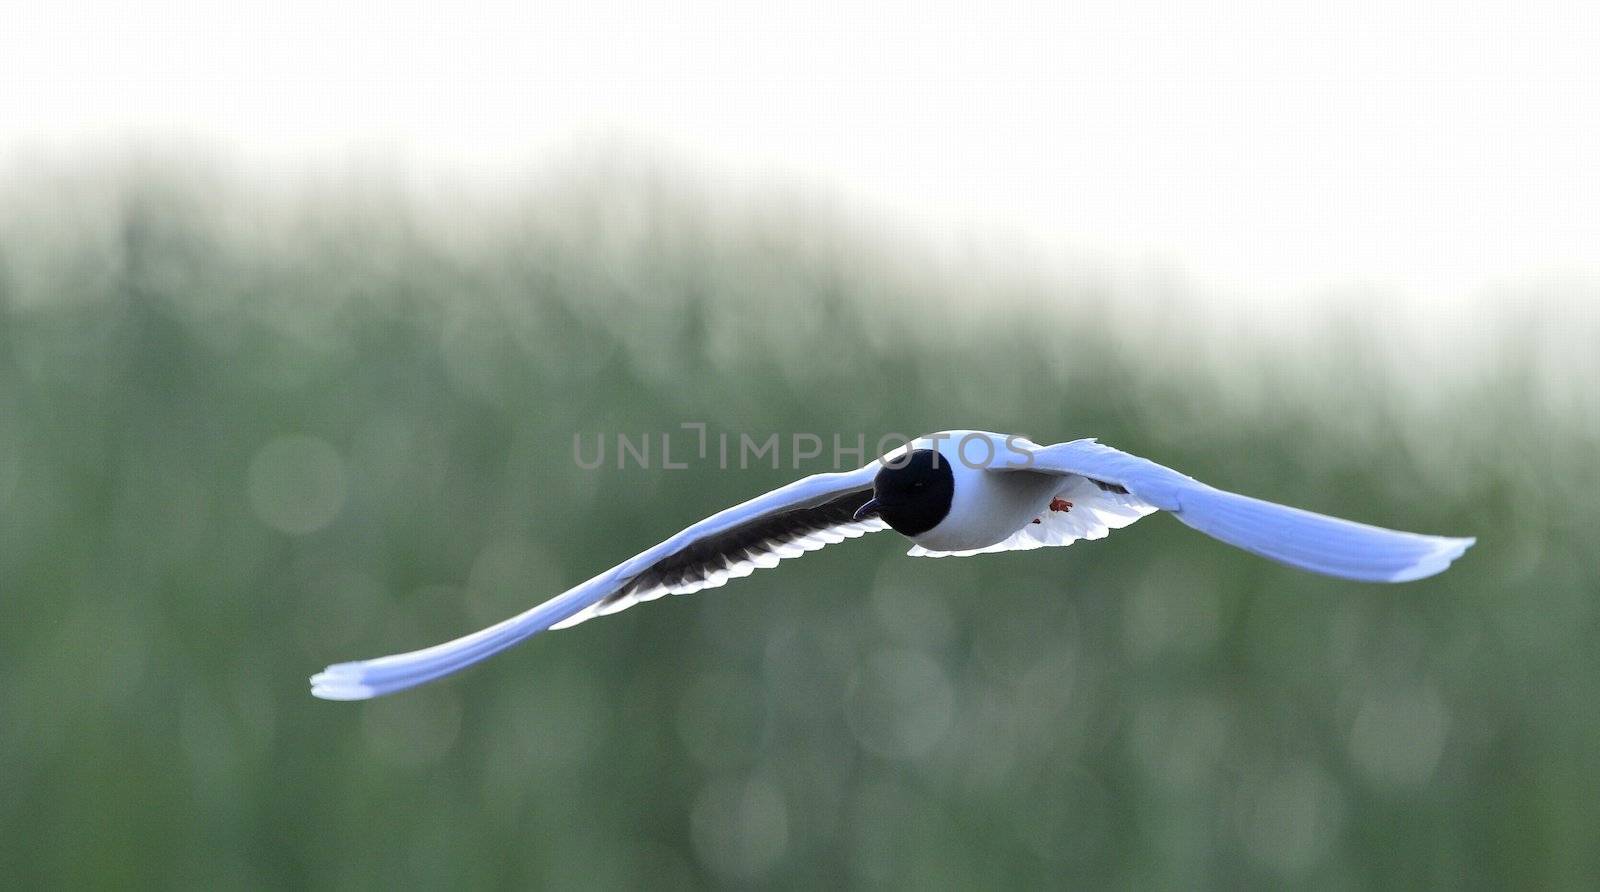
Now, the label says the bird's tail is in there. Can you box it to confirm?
[1168,483,1474,582]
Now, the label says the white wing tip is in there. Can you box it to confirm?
[1387,535,1476,583]
[310,663,379,701]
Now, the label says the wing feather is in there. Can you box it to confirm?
[1014,438,1474,582]
[311,465,886,700]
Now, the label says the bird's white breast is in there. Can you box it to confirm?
[906,431,1061,553]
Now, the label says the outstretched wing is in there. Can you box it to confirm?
[311,465,887,700]
[996,438,1473,582]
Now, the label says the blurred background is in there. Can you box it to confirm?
[3,3,1599,889]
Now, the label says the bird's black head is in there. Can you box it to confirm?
[853,448,955,536]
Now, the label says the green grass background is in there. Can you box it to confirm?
[1,161,1595,888]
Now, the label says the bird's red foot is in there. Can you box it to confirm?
[1049,497,1073,513]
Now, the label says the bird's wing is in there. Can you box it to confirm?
[310,464,886,700]
[982,438,1473,582]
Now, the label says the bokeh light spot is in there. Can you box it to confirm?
[246,435,347,534]
[845,649,955,760]
[690,774,790,882]
[1349,684,1450,787]
[1237,762,1346,875]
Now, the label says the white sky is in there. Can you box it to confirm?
[4,1,1599,302]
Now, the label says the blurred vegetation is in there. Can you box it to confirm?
[1,159,1596,889]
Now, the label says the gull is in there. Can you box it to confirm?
[311,431,1473,699]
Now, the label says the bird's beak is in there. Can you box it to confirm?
[852,498,881,522]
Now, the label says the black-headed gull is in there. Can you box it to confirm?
[311,431,1473,699]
